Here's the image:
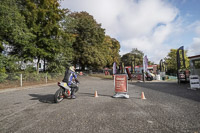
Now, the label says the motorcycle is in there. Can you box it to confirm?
[54,81,79,103]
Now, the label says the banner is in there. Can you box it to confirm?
[143,55,148,72]
[113,74,129,99]
[113,62,116,75]
[114,74,127,93]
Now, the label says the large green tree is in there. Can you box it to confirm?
[46,14,77,73]
[69,12,106,69]
[101,35,120,67]
[164,49,189,74]
[121,48,144,66]
[18,0,66,73]
[0,0,35,56]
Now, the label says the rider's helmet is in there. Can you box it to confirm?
[69,66,75,72]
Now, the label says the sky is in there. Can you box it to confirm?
[60,0,200,64]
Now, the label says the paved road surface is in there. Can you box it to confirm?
[0,76,200,133]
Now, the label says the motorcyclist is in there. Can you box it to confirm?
[62,66,79,99]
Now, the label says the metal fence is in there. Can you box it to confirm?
[0,73,64,89]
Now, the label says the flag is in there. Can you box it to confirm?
[143,55,148,72]
[113,62,116,75]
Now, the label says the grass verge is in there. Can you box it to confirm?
[89,74,113,79]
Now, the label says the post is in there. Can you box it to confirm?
[142,70,145,82]
[134,59,136,73]
[20,74,22,87]
[45,73,47,84]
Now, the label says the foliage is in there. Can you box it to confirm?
[0,0,35,60]
[121,53,134,66]
[0,55,7,82]
[22,72,43,81]
[1,1,121,73]
[58,15,77,69]
[164,49,189,74]
[6,73,21,81]
[101,36,121,67]
[18,0,66,73]
[68,12,107,69]
[0,54,21,73]
[5,56,22,73]
[0,55,6,73]
[24,65,36,73]
[0,73,8,83]
[46,55,66,73]
[121,48,144,66]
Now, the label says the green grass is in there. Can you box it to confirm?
[89,74,113,79]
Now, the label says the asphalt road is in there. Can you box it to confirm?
[0,76,200,133]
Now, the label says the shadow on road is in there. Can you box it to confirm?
[29,94,55,104]
[130,82,200,102]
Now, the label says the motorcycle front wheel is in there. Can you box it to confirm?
[54,88,64,103]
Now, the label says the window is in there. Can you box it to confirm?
[194,60,200,69]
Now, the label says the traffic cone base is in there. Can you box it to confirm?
[141,92,146,99]
[95,91,98,97]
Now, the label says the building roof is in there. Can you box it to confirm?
[188,55,200,60]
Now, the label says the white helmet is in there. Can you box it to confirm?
[69,66,75,72]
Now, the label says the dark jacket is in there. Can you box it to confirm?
[62,69,77,86]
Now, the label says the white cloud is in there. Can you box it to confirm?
[188,37,200,56]
[61,0,179,63]
[186,21,200,34]
[185,21,200,56]
[195,23,200,35]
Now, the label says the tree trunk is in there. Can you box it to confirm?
[37,58,40,74]
[44,58,46,72]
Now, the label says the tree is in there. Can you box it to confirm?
[164,49,189,74]
[18,0,66,73]
[121,48,144,66]
[121,53,134,66]
[69,12,106,69]
[0,0,35,57]
[46,14,77,73]
[101,35,120,67]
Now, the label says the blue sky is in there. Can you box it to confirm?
[61,0,200,63]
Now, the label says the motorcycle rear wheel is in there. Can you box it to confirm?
[54,88,64,103]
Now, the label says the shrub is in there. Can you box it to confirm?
[0,73,8,83]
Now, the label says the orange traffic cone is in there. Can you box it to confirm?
[95,91,98,97]
[141,92,146,99]
[80,71,83,76]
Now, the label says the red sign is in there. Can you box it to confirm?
[114,75,127,93]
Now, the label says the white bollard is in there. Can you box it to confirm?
[45,73,47,84]
[20,74,22,87]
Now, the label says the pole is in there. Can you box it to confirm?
[142,70,145,82]
[45,73,47,84]
[20,74,22,87]
[134,59,135,73]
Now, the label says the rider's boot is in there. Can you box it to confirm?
[71,95,76,99]
[71,88,76,99]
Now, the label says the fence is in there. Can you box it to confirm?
[0,73,64,89]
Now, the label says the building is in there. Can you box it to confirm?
[21,59,45,72]
[125,65,158,74]
[188,55,200,76]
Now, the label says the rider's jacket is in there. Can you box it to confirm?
[62,69,77,86]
